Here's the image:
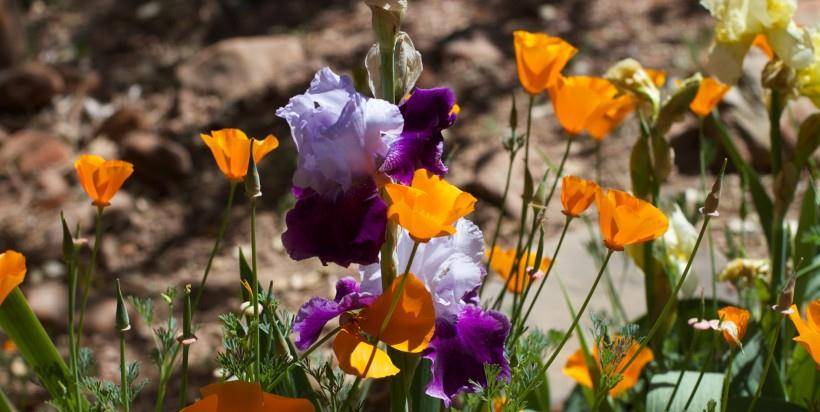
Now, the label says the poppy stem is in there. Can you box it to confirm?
[269,325,342,389]
[119,329,129,412]
[746,315,783,412]
[682,338,717,410]
[482,149,517,295]
[523,94,535,184]
[720,348,737,412]
[665,329,701,410]
[178,286,193,410]
[250,197,261,382]
[193,182,237,312]
[532,249,614,384]
[515,214,574,339]
[698,118,720,355]
[77,205,104,346]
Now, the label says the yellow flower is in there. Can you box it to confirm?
[486,247,551,294]
[0,250,25,305]
[595,188,669,251]
[548,76,622,136]
[385,169,477,242]
[690,77,731,117]
[718,258,770,283]
[200,128,279,181]
[182,380,314,412]
[513,31,577,95]
[788,300,820,365]
[74,155,134,208]
[563,341,654,397]
[717,306,751,347]
[797,28,820,107]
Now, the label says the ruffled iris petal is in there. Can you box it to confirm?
[424,306,510,406]
[282,179,387,267]
[292,277,375,351]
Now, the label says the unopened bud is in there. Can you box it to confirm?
[367,0,406,50]
[239,301,263,318]
[509,94,518,132]
[115,279,131,332]
[245,147,262,199]
[700,158,727,217]
[762,59,796,93]
[772,275,796,314]
[365,32,422,100]
[60,212,75,260]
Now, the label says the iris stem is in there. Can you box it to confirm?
[77,206,104,346]
[250,198,261,382]
[119,330,129,412]
[746,316,783,412]
[515,215,573,339]
[617,214,712,375]
[269,325,342,389]
[193,182,237,312]
[526,248,615,395]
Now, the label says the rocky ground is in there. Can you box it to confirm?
[0,0,818,410]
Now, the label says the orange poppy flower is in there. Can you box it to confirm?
[561,176,599,217]
[0,250,26,305]
[753,34,774,59]
[563,341,654,397]
[548,76,621,136]
[595,189,669,251]
[200,128,279,181]
[587,94,637,140]
[513,31,577,95]
[486,247,551,293]
[182,380,314,412]
[717,306,751,347]
[385,169,477,242]
[788,301,820,365]
[74,155,134,208]
[689,77,731,117]
[334,273,435,378]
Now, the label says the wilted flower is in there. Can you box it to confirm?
[486,247,550,294]
[181,380,314,412]
[548,76,623,136]
[200,129,278,182]
[605,58,663,114]
[595,189,669,251]
[513,31,577,95]
[0,250,25,305]
[690,77,731,117]
[660,204,699,277]
[74,155,134,208]
[366,32,422,100]
[561,175,599,217]
[563,340,654,397]
[718,258,771,283]
[717,306,751,347]
[385,169,477,242]
[788,300,820,365]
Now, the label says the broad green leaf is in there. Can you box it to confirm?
[409,358,440,412]
[794,178,818,305]
[726,397,807,412]
[787,345,819,407]
[655,74,702,135]
[793,113,820,171]
[630,135,653,200]
[730,331,784,398]
[651,131,674,182]
[647,371,724,412]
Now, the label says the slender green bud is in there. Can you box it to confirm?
[700,158,727,217]
[178,284,196,345]
[245,146,262,199]
[509,93,518,132]
[115,279,130,332]
[531,170,551,210]
[60,212,75,259]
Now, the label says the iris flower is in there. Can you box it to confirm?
[788,300,820,365]
[595,188,669,251]
[0,250,25,305]
[797,28,820,107]
[74,155,134,208]
[385,169,477,242]
[200,129,278,182]
[689,77,731,117]
[182,381,314,412]
[561,175,599,218]
[717,306,751,347]
[563,341,654,397]
[486,247,551,294]
[513,31,577,95]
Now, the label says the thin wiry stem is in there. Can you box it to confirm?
[77,206,104,346]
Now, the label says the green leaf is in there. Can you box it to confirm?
[786,345,818,407]
[630,135,653,199]
[647,371,724,412]
[793,113,820,171]
[730,331,784,398]
[651,131,674,182]
[794,178,818,305]
[563,385,591,412]
[655,74,702,135]
[726,397,807,412]
[409,358,440,412]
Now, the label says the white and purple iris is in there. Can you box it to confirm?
[276,67,456,267]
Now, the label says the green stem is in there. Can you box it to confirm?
[66,247,82,410]
[544,136,573,209]
[193,183,237,312]
[483,150,516,283]
[179,287,193,410]
[746,316,783,412]
[721,349,737,412]
[618,215,712,374]
[666,332,700,411]
[77,206,104,345]
[526,249,615,395]
[0,388,16,412]
[119,331,129,412]
[250,198,261,382]
[379,40,396,104]
[769,90,783,177]
[524,94,535,182]
[269,326,342,389]
[683,340,717,411]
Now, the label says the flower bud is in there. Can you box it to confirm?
[244,147,262,199]
[700,158,727,217]
[115,279,131,332]
[60,212,75,260]
[762,59,796,92]
[366,0,407,50]
[365,32,422,100]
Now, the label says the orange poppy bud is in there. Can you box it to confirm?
[548,76,621,136]
[385,169,477,242]
[486,247,551,294]
[513,31,577,95]
[787,301,820,365]
[717,306,751,347]
[0,250,25,305]
[182,380,314,412]
[561,176,599,217]
[74,155,134,208]
[594,188,669,251]
[689,77,731,117]
[563,340,653,397]
[753,34,774,59]
[200,128,279,182]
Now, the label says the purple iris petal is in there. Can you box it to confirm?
[424,305,510,405]
[282,179,387,267]
[380,87,457,184]
[292,277,375,350]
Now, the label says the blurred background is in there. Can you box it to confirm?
[0,0,818,409]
